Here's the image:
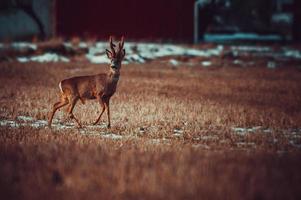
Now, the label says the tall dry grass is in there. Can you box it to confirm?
[0,61,301,199]
[0,61,300,131]
[1,128,301,200]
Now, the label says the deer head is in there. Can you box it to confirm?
[106,36,126,72]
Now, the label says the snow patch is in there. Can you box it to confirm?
[86,54,109,64]
[149,138,171,145]
[233,60,243,65]
[169,59,179,66]
[232,126,272,135]
[17,115,34,121]
[283,50,301,59]
[78,42,88,49]
[199,135,219,141]
[0,116,125,140]
[173,128,184,137]
[126,53,146,63]
[11,42,37,50]
[201,61,212,67]
[231,127,301,136]
[86,42,224,64]
[101,133,124,140]
[0,119,20,128]
[231,46,271,52]
[267,61,277,69]
[17,53,70,63]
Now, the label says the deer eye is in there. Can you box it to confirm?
[111,59,118,66]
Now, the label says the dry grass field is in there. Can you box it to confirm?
[1,57,301,199]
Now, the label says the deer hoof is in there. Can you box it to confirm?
[107,124,111,129]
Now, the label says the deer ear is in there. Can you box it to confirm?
[106,49,112,58]
[122,49,126,58]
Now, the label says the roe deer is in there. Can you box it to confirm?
[48,36,126,128]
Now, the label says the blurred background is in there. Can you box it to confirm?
[0,0,300,43]
[1,2,301,199]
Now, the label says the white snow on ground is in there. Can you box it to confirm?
[149,138,171,145]
[0,119,20,128]
[124,53,145,63]
[169,59,180,66]
[231,45,301,60]
[0,116,127,139]
[233,60,244,65]
[192,135,219,142]
[17,115,34,121]
[173,128,184,137]
[11,42,37,51]
[231,46,271,52]
[1,116,301,148]
[232,126,273,135]
[86,54,109,64]
[200,135,219,141]
[63,42,73,49]
[201,61,212,67]
[267,61,277,69]
[17,53,70,63]
[231,126,301,149]
[0,42,36,50]
[101,133,124,140]
[63,42,89,49]
[283,49,301,59]
[78,42,88,49]
[84,42,224,64]
[136,43,223,58]
[2,41,301,65]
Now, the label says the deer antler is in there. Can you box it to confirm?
[118,36,125,51]
[109,36,116,56]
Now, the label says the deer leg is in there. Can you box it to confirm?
[104,99,111,129]
[67,97,82,128]
[48,99,68,127]
[93,99,105,125]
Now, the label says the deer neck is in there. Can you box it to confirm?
[107,69,120,83]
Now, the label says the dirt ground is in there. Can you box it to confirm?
[0,59,301,200]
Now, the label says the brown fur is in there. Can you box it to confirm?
[48,37,125,128]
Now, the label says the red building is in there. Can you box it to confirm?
[56,0,195,42]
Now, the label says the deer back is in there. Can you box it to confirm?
[60,72,119,101]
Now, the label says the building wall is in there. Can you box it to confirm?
[56,0,195,42]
